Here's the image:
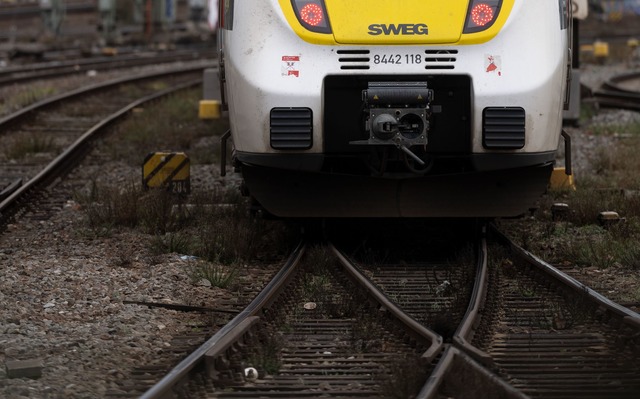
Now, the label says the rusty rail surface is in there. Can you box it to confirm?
[140,242,306,399]
[0,50,214,86]
[0,68,203,227]
[0,63,210,131]
[476,224,640,398]
[329,243,444,363]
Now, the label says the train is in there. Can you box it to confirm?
[217,0,573,218]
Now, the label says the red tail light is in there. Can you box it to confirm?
[471,4,494,26]
[464,0,503,33]
[292,0,332,33]
[300,3,324,26]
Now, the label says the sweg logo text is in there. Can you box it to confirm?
[368,23,429,35]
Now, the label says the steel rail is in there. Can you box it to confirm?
[489,224,640,324]
[0,178,22,202]
[416,228,530,398]
[591,91,640,112]
[594,89,640,101]
[0,63,212,132]
[602,71,640,93]
[0,51,215,86]
[473,224,640,397]
[451,227,495,367]
[417,346,529,399]
[328,243,444,363]
[417,345,457,399]
[593,71,640,112]
[0,49,210,75]
[330,233,529,399]
[140,241,306,399]
[160,242,446,398]
[0,76,202,222]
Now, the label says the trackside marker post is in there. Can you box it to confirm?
[143,152,190,195]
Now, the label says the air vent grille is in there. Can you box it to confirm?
[483,107,526,149]
[270,108,313,150]
[337,49,371,70]
[424,50,457,70]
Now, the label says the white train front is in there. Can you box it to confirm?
[217,0,572,218]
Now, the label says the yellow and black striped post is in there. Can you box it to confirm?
[142,152,190,195]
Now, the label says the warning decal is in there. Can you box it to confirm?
[281,55,300,77]
[485,54,502,76]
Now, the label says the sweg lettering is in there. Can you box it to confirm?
[368,23,429,36]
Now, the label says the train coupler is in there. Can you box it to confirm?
[351,81,433,166]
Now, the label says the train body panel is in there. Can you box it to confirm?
[219,0,571,217]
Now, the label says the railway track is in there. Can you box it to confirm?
[0,59,255,397]
[349,247,474,340]
[0,47,215,86]
[0,63,207,229]
[141,242,443,398]
[138,223,509,398]
[592,71,640,112]
[139,221,640,398]
[112,262,283,397]
[4,94,635,396]
[463,226,640,399]
[1,55,637,396]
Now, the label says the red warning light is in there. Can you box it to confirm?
[300,3,324,27]
[471,3,494,27]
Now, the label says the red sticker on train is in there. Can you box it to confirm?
[485,54,502,76]
[282,56,300,77]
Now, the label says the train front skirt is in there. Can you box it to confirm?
[241,163,554,218]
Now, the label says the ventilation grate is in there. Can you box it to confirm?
[270,108,313,150]
[424,49,457,70]
[337,50,371,70]
[483,107,526,149]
